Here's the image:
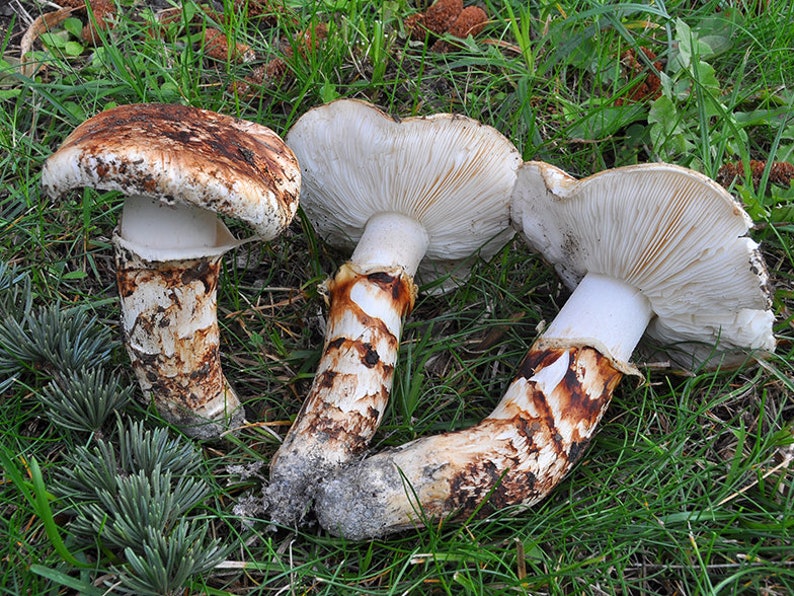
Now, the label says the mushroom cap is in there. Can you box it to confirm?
[285,98,521,285]
[512,161,776,369]
[41,103,300,241]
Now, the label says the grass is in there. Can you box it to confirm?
[1,0,793,593]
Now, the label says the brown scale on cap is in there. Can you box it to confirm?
[55,104,288,191]
[313,344,622,539]
[44,104,299,240]
[267,262,416,524]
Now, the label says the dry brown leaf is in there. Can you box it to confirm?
[20,7,77,77]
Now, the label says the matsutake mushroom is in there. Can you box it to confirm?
[266,98,521,525]
[312,161,775,540]
[41,103,300,439]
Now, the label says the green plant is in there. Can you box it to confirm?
[118,520,227,596]
[648,18,733,168]
[0,303,116,384]
[55,419,227,593]
[36,368,133,435]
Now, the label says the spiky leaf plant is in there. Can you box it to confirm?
[0,302,116,387]
[116,419,204,478]
[117,521,227,596]
[0,314,31,392]
[57,419,205,502]
[55,420,227,593]
[0,262,33,391]
[57,435,126,501]
[20,304,115,374]
[75,468,211,551]
[36,368,133,435]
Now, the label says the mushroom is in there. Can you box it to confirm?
[312,161,776,540]
[266,98,521,525]
[41,103,300,439]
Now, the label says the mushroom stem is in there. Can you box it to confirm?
[351,212,430,275]
[541,273,653,366]
[314,343,623,540]
[115,210,244,439]
[267,214,426,524]
[312,273,654,538]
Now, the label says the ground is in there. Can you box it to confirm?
[1,1,34,53]
[1,1,224,55]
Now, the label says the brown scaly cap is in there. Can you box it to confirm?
[41,103,300,241]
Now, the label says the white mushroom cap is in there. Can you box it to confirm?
[285,98,521,286]
[41,103,301,248]
[511,161,775,369]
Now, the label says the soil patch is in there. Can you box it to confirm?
[1,1,39,54]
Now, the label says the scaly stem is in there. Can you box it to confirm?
[314,344,622,540]
[267,212,429,525]
[115,197,243,438]
[312,273,652,539]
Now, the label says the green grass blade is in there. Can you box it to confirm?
[29,565,104,595]
[0,447,90,568]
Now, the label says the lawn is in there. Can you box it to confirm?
[1,0,793,594]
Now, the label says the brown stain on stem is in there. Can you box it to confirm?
[283,263,414,447]
[442,345,622,520]
[115,242,233,422]
[269,263,417,524]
